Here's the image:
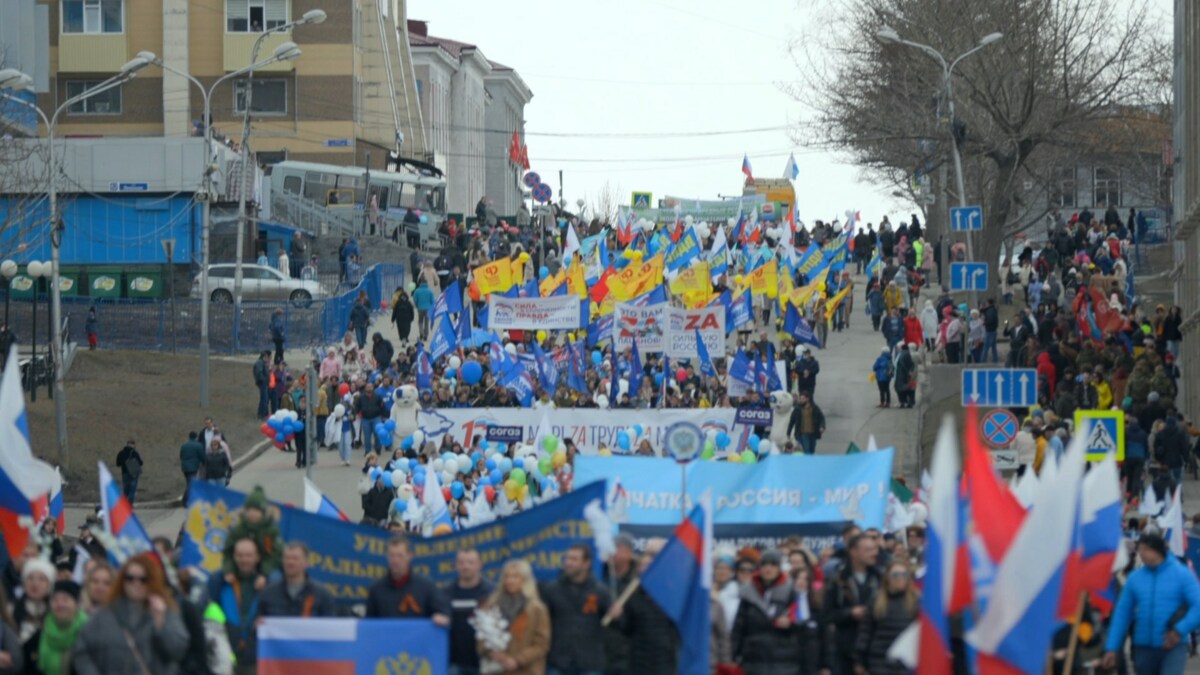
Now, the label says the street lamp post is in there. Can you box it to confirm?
[233,10,326,320]
[877,28,1002,302]
[0,55,155,468]
[138,43,302,407]
[26,260,45,401]
[1,259,16,328]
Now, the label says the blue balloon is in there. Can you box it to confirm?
[479,439,490,451]
[478,475,490,487]
[539,266,550,280]
[490,468,503,485]
[381,434,393,448]
[267,418,283,430]
[381,472,394,488]
[401,437,413,450]
[617,430,631,451]
[654,372,664,385]
[408,458,418,469]
[275,432,287,443]
[485,458,497,471]
[384,419,396,432]
[747,434,761,451]
[281,420,294,433]
[461,361,483,385]
[514,458,524,469]
[447,368,457,379]
[499,457,513,474]
[292,420,304,433]
[451,481,465,500]
[471,452,483,465]
[419,214,428,224]
[716,432,731,448]
[634,424,644,437]
[393,461,409,474]
[591,350,603,366]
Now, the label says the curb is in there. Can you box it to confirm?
[63,437,274,510]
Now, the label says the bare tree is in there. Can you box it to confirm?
[588,180,623,225]
[790,0,1167,267]
[0,45,53,261]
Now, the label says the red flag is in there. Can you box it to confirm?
[962,406,1025,564]
[590,268,614,304]
[519,144,531,171]
[508,130,520,163]
[1088,287,1121,334]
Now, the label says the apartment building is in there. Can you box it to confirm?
[8,0,426,169]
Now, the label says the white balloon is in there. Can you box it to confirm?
[413,430,426,448]
[457,454,472,473]
[287,410,299,421]
[442,470,455,485]
[595,394,609,408]
[684,214,694,225]
[333,404,346,417]
[505,343,518,356]
[391,469,406,485]
[448,355,463,371]
[398,484,414,501]
[432,459,443,472]
[618,379,629,396]
[641,219,655,232]
[727,217,736,227]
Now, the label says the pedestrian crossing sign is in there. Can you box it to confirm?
[1074,409,1124,462]
[632,192,652,209]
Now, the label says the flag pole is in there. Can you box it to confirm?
[1061,591,1088,675]
[601,577,642,627]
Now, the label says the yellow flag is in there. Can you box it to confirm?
[539,269,567,297]
[789,279,821,309]
[748,259,779,299]
[824,284,851,327]
[778,268,795,312]
[610,255,664,301]
[474,259,513,295]
[566,259,588,299]
[510,259,526,286]
[669,261,711,297]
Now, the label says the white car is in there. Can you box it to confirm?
[191,264,324,307]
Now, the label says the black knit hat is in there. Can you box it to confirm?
[1138,532,1168,558]
[53,579,81,602]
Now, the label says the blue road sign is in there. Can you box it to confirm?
[532,183,553,204]
[981,409,1019,448]
[950,262,988,291]
[960,368,1038,407]
[523,171,542,189]
[950,205,983,231]
[109,182,149,192]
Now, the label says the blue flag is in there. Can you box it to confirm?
[660,354,670,405]
[609,351,620,407]
[415,344,433,390]
[501,362,536,407]
[630,339,644,391]
[632,283,668,306]
[640,498,712,675]
[765,342,783,392]
[784,303,822,348]
[457,305,472,345]
[729,349,754,387]
[477,301,489,329]
[865,246,882,278]
[664,228,702,272]
[430,314,457,362]
[567,342,590,396]
[729,290,753,331]
[531,341,559,394]
[695,329,717,378]
[588,315,613,349]
[432,280,462,320]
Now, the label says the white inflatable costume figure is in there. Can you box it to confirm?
[391,385,420,447]
[768,391,794,448]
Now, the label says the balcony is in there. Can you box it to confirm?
[59,33,128,73]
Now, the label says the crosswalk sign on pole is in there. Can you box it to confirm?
[632,192,652,209]
[1075,409,1125,461]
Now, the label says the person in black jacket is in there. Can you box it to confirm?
[730,549,800,674]
[541,543,612,673]
[824,534,882,675]
[613,538,679,675]
[794,348,820,396]
[179,432,206,505]
[365,535,450,623]
[115,439,143,505]
[350,296,371,348]
[259,542,337,618]
[854,560,918,674]
[787,392,826,455]
[1156,416,1190,489]
[371,332,394,370]
[360,471,393,526]
[269,308,286,365]
[253,350,271,419]
[392,290,415,346]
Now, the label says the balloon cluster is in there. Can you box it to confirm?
[261,410,305,450]
[373,418,399,449]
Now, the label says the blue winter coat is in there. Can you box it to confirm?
[1105,556,1200,651]
[872,354,893,383]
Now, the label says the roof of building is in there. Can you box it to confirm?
[407,20,478,59]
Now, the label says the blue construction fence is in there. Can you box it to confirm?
[0,263,405,355]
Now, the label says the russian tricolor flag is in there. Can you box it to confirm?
[1057,452,1123,619]
[304,477,349,522]
[640,491,712,675]
[258,617,447,674]
[98,461,153,563]
[741,154,754,182]
[968,425,1088,675]
[0,347,58,558]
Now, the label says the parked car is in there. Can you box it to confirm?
[191,264,324,307]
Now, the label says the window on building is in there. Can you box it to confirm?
[66,80,122,114]
[1052,166,1076,208]
[233,79,287,115]
[62,0,123,34]
[226,0,287,32]
[1094,167,1121,208]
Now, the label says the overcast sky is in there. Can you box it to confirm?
[409,0,1174,226]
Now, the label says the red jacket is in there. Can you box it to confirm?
[904,315,924,347]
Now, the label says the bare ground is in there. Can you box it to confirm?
[25,350,261,503]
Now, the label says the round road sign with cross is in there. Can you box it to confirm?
[981,409,1019,449]
[532,182,553,204]
[523,171,541,189]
